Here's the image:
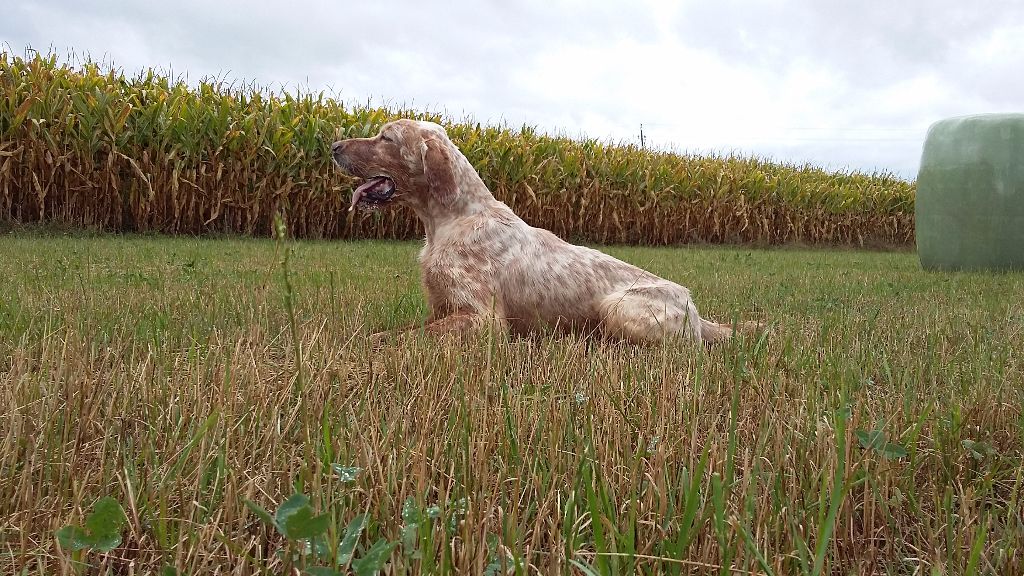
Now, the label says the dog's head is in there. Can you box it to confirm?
[331,119,460,213]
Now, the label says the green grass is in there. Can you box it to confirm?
[1,229,1022,575]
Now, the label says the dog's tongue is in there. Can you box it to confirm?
[350,177,390,210]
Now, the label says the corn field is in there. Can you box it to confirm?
[0,51,916,245]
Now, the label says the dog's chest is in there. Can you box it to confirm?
[417,242,479,302]
[419,243,494,286]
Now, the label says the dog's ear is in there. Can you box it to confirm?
[421,138,459,207]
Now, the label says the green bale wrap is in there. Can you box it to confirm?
[916,113,1024,271]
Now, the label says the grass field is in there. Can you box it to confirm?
[2,229,1022,575]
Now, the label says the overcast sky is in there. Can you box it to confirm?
[4,1,1022,179]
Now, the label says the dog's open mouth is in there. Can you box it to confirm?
[349,176,396,211]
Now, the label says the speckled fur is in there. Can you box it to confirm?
[332,119,756,344]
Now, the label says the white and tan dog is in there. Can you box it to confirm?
[332,119,758,345]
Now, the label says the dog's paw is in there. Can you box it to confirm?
[368,331,391,349]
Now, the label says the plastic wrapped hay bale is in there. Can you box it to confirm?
[916,113,1024,271]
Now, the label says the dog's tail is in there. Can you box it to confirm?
[699,318,764,344]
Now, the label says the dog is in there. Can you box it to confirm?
[332,119,759,345]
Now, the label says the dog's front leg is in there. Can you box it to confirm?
[423,312,505,338]
[367,308,449,347]
[370,312,505,347]
[368,321,426,348]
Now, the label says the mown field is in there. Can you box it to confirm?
[2,51,915,246]
[2,228,1022,575]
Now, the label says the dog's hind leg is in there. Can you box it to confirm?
[597,286,703,344]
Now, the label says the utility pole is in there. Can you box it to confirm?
[640,123,646,149]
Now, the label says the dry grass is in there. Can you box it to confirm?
[1,230,1022,575]
[1,50,914,247]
